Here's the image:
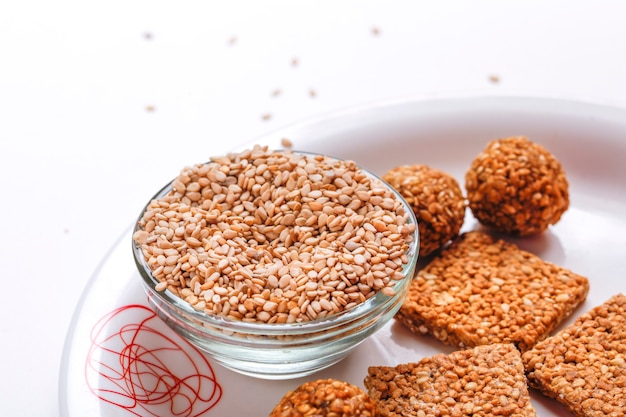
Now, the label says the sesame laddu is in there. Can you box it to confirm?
[383,164,466,257]
[365,343,537,416]
[269,378,378,417]
[396,231,589,352]
[465,136,569,236]
[523,293,626,417]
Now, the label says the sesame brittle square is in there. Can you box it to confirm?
[365,343,537,417]
[522,293,626,417]
[396,231,589,352]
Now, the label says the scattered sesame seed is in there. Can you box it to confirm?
[280,138,293,149]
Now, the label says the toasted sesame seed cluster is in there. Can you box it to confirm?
[383,164,466,257]
[133,145,415,324]
[465,136,570,236]
[523,293,626,417]
[269,378,378,417]
[396,231,590,352]
[365,343,537,417]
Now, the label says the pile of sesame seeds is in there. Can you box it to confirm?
[133,145,416,324]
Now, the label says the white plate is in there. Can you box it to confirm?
[60,94,626,417]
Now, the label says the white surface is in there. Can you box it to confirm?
[2,1,626,416]
[59,96,626,417]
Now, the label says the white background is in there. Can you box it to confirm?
[2,1,626,415]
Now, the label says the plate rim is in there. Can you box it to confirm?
[240,91,626,149]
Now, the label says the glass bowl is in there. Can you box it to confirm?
[132,148,419,379]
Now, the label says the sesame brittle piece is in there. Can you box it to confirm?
[523,293,626,417]
[396,231,589,352]
[365,343,537,417]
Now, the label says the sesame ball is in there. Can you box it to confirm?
[383,165,466,257]
[268,378,378,417]
[465,136,569,236]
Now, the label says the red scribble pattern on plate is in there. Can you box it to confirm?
[85,304,222,416]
